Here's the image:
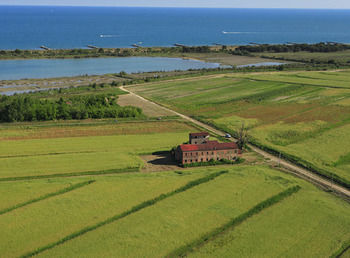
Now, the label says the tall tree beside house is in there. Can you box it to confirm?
[237,123,249,150]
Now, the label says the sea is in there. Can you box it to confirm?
[1,6,350,50]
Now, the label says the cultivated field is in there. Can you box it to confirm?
[0,120,197,179]
[0,119,349,257]
[127,70,350,186]
[0,164,349,257]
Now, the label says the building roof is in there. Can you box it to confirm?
[189,132,209,137]
[179,141,239,152]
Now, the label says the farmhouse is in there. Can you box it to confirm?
[175,132,241,165]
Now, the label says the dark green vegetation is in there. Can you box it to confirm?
[0,46,217,60]
[21,171,227,258]
[167,185,301,257]
[0,90,142,122]
[234,43,350,66]
[127,70,350,187]
[182,158,244,168]
[234,42,350,55]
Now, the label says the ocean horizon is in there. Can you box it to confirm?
[1,6,350,50]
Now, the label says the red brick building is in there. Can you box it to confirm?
[175,133,241,165]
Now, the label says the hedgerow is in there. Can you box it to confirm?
[182,158,244,168]
[0,167,139,182]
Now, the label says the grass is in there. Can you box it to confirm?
[0,180,95,215]
[0,121,198,179]
[35,166,350,258]
[189,184,350,258]
[21,170,227,258]
[0,171,205,257]
[128,70,350,185]
[35,166,294,257]
[0,179,80,210]
[168,185,301,257]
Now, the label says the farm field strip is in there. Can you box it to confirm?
[189,185,350,258]
[0,180,94,216]
[38,166,298,257]
[0,167,139,182]
[20,171,227,258]
[0,172,205,257]
[0,132,191,179]
[0,120,195,141]
[168,185,301,257]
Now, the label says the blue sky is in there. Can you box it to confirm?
[1,0,350,9]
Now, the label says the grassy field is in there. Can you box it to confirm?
[189,182,350,258]
[0,172,205,257]
[127,70,350,184]
[7,166,344,258]
[0,118,349,257]
[0,120,197,179]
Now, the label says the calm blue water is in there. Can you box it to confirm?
[0,57,221,80]
[1,6,350,50]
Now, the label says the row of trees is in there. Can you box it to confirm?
[233,42,350,54]
[0,94,142,122]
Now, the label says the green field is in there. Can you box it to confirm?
[0,120,198,179]
[0,119,349,257]
[127,70,350,185]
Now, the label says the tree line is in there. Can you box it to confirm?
[0,94,142,122]
[233,42,350,54]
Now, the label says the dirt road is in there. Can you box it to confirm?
[120,85,350,198]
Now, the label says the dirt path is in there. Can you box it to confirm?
[120,85,350,198]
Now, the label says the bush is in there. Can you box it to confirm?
[182,158,244,168]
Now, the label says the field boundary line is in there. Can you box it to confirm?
[330,240,350,258]
[0,167,139,182]
[0,180,95,216]
[166,185,301,257]
[20,170,228,258]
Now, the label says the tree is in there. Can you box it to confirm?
[237,123,249,150]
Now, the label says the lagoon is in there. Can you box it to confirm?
[0,57,222,80]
